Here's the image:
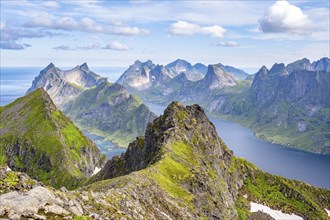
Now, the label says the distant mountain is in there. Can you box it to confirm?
[286,57,330,73]
[218,63,249,80]
[0,88,106,189]
[166,59,209,81]
[26,62,107,109]
[64,81,157,147]
[201,64,237,90]
[116,60,156,91]
[207,57,330,154]
[27,63,156,148]
[116,59,242,104]
[165,59,193,77]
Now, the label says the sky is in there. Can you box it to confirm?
[0,0,329,72]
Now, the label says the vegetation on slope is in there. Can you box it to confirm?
[64,82,156,148]
[0,89,106,189]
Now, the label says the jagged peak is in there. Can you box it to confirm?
[193,62,206,68]
[256,65,269,75]
[166,59,192,68]
[206,64,226,76]
[41,62,56,72]
[269,63,287,75]
[80,62,89,71]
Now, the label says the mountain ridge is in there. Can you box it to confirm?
[0,88,106,189]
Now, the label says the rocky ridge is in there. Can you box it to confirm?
[27,63,107,110]
[0,102,329,219]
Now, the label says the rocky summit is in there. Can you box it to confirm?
[0,101,329,219]
[26,63,107,110]
[0,88,106,189]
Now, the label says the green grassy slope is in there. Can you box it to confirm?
[0,88,106,189]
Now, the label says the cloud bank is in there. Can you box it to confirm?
[169,21,226,38]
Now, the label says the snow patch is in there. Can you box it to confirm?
[92,167,101,176]
[6,166,12,171]
[325,209,330,217]
[250,202,303,220]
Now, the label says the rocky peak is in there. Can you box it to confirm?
[269,63,287,75]
[79,62,89,71]
[312,57,330,71]
[193,62,208,73]
[45,62,55,70]
[203,64,237,90]
[93,101,232,182]
[286,58,312,73]
[166,59,193,74]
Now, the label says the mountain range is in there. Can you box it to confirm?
[117,57,330,154]
[26,63,156,148]
[0,100,329,219]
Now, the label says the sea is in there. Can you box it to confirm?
[1,66,329,189]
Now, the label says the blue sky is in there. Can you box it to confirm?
[0,0,329,72]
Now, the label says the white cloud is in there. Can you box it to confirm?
[55,17,78,30]
[259,0,312,34]
[41,1,60,9]
[0,22,5,30]
[53,41,129,51]
[169,21,226,38]
[25,15,53,28]
[111,26,150,36]
[105,41,129,51]
[81,17,103,32]
[216,41,239,47]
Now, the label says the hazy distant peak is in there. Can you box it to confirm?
[269,63,287,75]
[43,62,56,71]
[80,62,89,71]
[166,59,192,68]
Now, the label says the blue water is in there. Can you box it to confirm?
[145,102,330,189]
[0,66,125,106]
[82,130,126,159]
[0,66,126,159]
[1,67,329,188]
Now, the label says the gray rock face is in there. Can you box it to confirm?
[211,58,330,154]
[218,63,249,80]
[26,63,107,109]
[202,64,237,90]
[116,60,156,90]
